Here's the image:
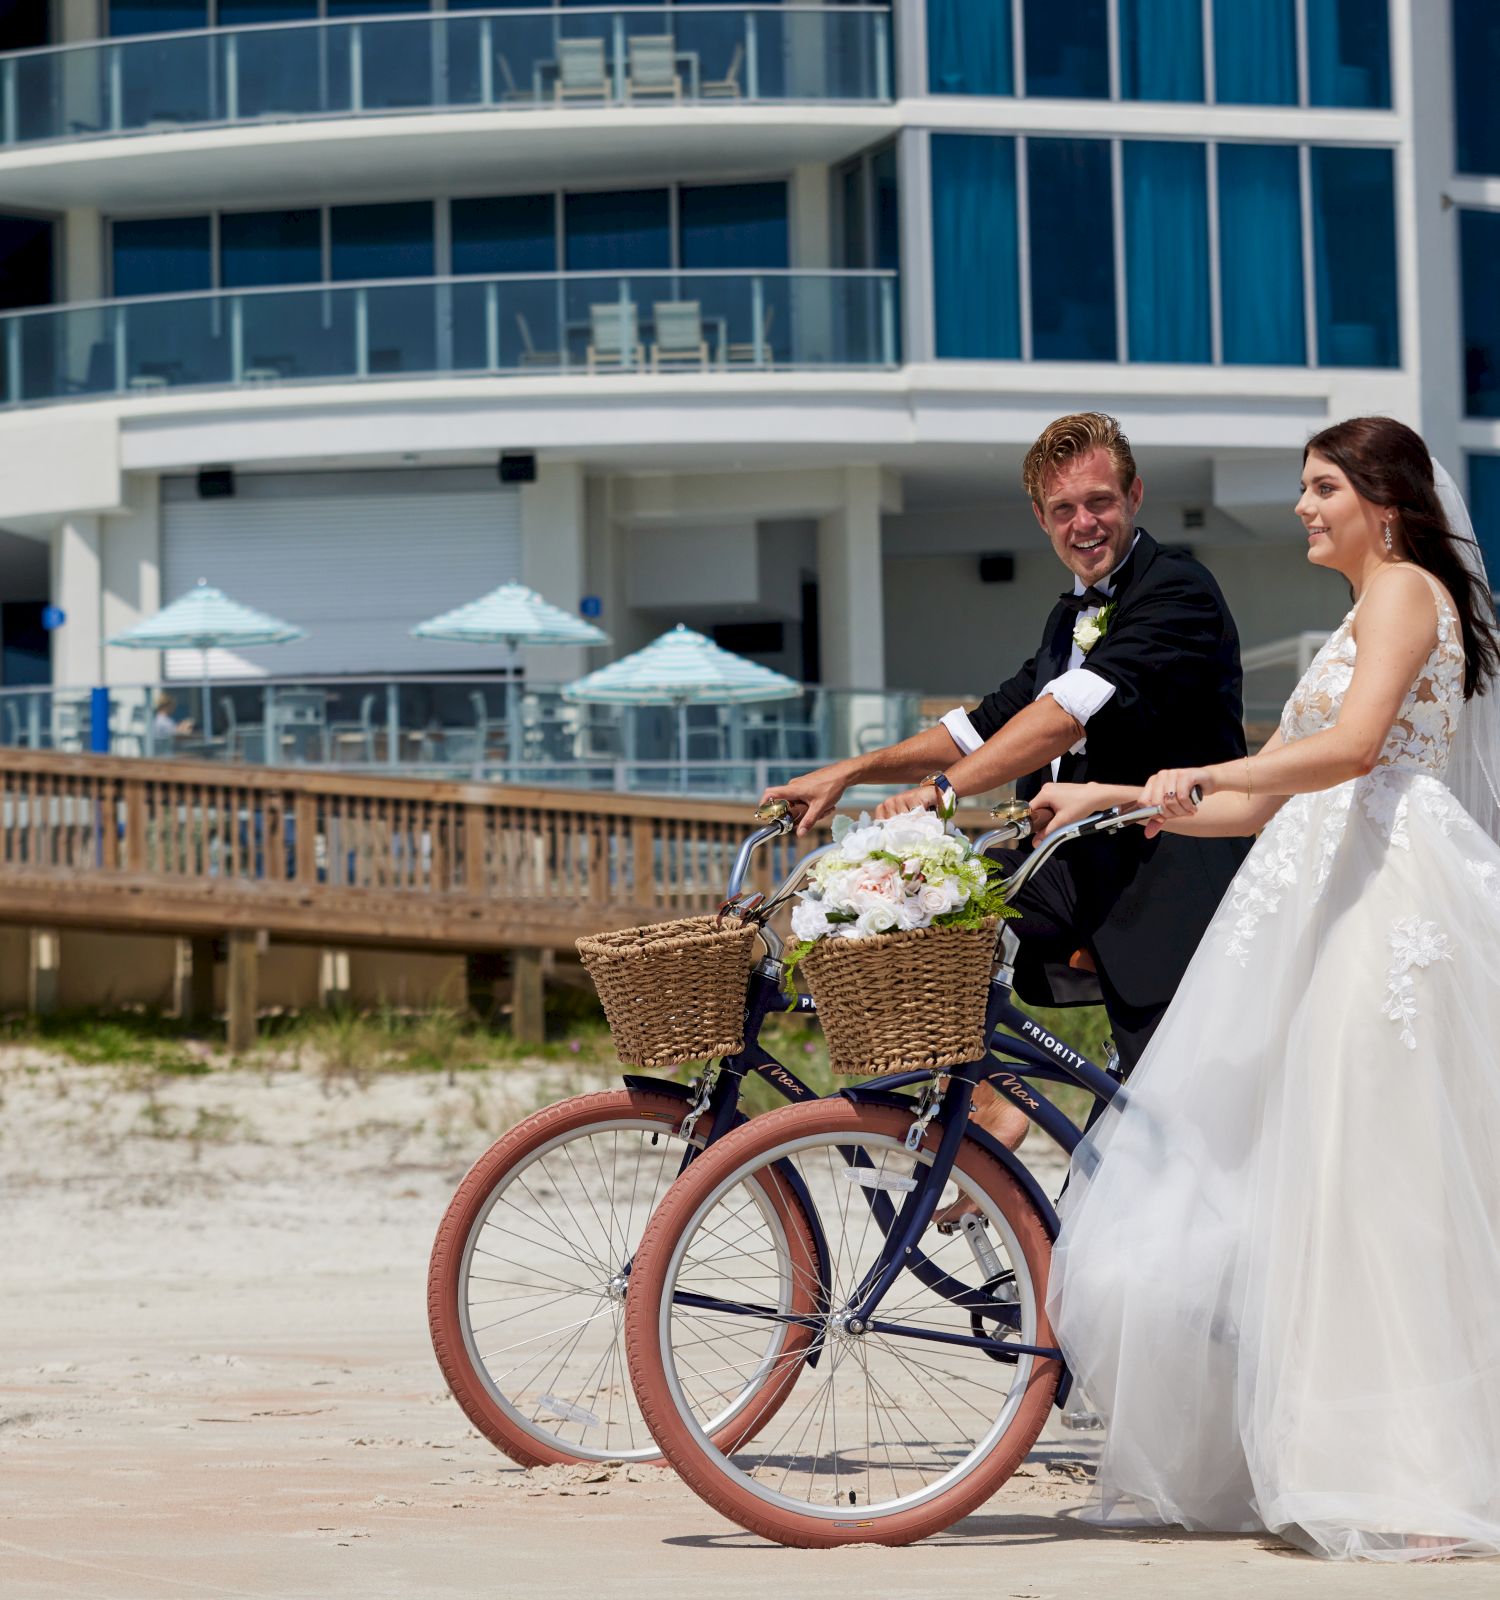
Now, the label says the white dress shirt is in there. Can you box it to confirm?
[942,533,1139,779]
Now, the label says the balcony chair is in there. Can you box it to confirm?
[494,53,534,104]
[327,692,379,765]
[555,38,609,103]
[219,697,266,763]
[438,690,491,774]
[3,700,25,747]
[271,689,330,764]
[724,303,777,368]
[516,312,562,369]
[60,340,118,396]
[587,301,644,373]
[701,41,745,100]
[650,301,710,371]
[626,35,682,101]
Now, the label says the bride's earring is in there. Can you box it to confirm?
[1383,519,1394,553]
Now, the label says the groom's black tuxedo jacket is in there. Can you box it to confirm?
[970,530,1252,1013]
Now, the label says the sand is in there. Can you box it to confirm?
[1,1053,1492,1598]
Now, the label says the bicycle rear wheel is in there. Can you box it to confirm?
[624,1097,1061,1547]
[428,1086,818,1467]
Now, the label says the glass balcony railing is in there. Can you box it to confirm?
[0,5,892,146]
[0,270,899,407]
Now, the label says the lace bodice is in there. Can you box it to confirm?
[1278,572,1465,775]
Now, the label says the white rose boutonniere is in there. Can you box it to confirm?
[1073,598,1118,656]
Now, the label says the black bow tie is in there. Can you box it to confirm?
[1058,585,1111,614]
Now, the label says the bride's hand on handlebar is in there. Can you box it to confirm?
[1030,781,1104,844]
[1139,766,1214,835]
[761,760,855,837]
[874,784,939,821]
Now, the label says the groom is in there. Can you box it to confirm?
[765,412,1252,1140]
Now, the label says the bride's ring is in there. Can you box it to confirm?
[1166,788,1177,798]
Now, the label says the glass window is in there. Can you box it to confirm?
[216,2,316,20]
[1119,0,1204,102]
[1213,0,1296,105]
[1028,138,1115,361]
[112,215,212,297]
[1311,146,1398,367]
[1455,0,1500,176]
[564,189,671,272]
[1306,0,1391,108]
[1023,0,1108,98]
[840,160,868,269]
[1124,142,1209,362]
[872,144,900,273]
[329,202,434,280]
[108,2,207,35]
[1217,144,1304,365]
[926,0,1014,96]
[0,213,54,311]
[451,195,556,275]
[931,135,1018,359]
[1462,209,1500,418]
[679,184,788,270]
[220,209,321,288]
[1469,454,1500,582]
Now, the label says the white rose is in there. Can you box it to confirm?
[790,901,832,943]
[855,904,898,937]
[916,884,949,917]
[1073,615,1104,653]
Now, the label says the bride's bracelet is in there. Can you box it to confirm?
[1244,756,1253,799]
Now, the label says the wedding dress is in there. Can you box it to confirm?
[1047,566,1500,1561]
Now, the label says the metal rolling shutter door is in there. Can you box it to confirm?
[160,471,522,679]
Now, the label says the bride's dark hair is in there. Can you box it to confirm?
[1304,416,1500,700]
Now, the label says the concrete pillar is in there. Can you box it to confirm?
[789,165,832,270]
[318,949,352,1010]
[815,466,887,690]
[49,515,102,690]
[226,930,260,1053]
[519,460,589,683]
[27,930,60,1016]
[63,208,105,302]
[101,474,162,688]
[511,947,545,1046]
[58,1,103,45]
[174,936,216,1022]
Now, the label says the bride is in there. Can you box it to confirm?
[1030,416,1500,1561]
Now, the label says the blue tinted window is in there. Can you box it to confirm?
[109,2,207,35]
[0,213,54,310]
[927,0,1013,96]
[1306,0,1390,107]
[1028,139,1115,360]
[216,2,316,20]
[220,209,321,288]
[1217,144,1304,364]
[452,195,556,275]
[1023,0,1107,98]
[1462,210,1500,417]
[1124,142,1209,362]
[679,184,788,270]
[1120,0,1204,102]
[1214,0,1296,105]
[564,189,671,271]
[1469,455,1500,581]
[1454,0,1500,175]
[330,202,434,280]
[931,134,1018,359]
[872,145,900,274]
[112,215,211,297]
[1311,147,1397,367]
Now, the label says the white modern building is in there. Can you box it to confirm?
[0,0,1495,736]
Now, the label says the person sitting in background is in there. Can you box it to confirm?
[152,692,193,749]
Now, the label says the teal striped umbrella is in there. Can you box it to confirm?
[412,583,609,769]
[108,579,305,738]
[563,624,801,777]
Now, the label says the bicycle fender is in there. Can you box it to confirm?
[619,1073,695,1100]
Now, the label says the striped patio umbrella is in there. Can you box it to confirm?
[108,579,305,739]
[412,583,609,767]
[562,624,801,778]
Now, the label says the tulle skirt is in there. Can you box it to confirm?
[1047,769,1500,1561]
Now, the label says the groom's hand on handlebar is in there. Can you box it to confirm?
[1029,781,1106,844]
[761,759,856,837]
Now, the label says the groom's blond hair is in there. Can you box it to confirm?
[1022,412,1137,507]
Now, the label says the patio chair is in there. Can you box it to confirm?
[3,700,24,747]
[219,696,267,763]
[494,53,534,104]
[650,301,710,371]
[626,35,682,102]
[516,312,561,369]
[701,41,745,100]
[555,38,608,104]
[439,690,490,774]
[587,301,644,373]
[724,303,777,368]
[272,689,330,764]
[327,692,378,765]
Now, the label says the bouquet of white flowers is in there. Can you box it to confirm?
[784,809,1017,986]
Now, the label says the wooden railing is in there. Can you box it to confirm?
[0,750,836,952]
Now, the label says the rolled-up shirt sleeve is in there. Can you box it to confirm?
[1035,667,1116,754]
[940,707,983,755]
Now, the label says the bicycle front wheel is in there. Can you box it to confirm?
[624,1097,1061,1547]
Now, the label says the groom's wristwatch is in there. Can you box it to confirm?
[924,773,958,820]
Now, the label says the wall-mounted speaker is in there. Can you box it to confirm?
[498,452,537,484]
[978,553,1015,584]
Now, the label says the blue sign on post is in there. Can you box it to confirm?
[579,596,603,619]
[90,686,111,753]
[41,605,66,631]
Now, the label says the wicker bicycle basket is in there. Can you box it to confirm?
[799,917,1001,1077]
[576,914,760,1069]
